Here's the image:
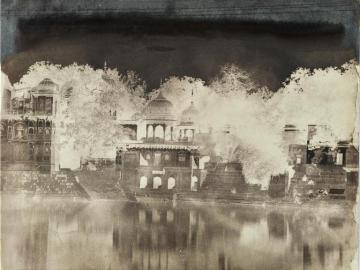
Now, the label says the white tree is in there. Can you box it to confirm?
[15,62,147,163]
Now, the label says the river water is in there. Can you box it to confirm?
[1,195,357,270]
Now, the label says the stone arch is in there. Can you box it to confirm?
[153,176,162,189]
[147,125,154,138]
[38,119,44,128]
[140,176,148,189]
[167,177,176,190]
[154,125,164,139]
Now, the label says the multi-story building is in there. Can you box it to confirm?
[1,78,58,172]
[117,92,204,197]
[283,124,358,200]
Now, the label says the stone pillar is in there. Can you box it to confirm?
[163,124,166,141]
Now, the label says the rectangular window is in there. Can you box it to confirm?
[336,153,343,165]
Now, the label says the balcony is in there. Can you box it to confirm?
[142,137,195,145]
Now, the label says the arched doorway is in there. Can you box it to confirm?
[167,177,176,190]
[147,125,154,139]
[154,125,164,139]
[140,176,148,189]
[153,176,162,189]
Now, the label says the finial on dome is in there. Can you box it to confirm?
[156,90,166,99]
[104,61,108,70]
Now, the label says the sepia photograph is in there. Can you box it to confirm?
[1,1,359,269]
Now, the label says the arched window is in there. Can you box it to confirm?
[191,176,198,191]
[154,125,164,139]
[45,128,51,137]
[153,176,162,189]
[147,125,153,138]
[15,123,25,139]
[167,177,175,190]
[38,120,44,128]
[145,152,151,160]
[140,176,148,189]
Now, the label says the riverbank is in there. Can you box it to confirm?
[1,190,356,213]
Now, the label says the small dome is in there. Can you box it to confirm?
[143,92,175,121]
[32,78,57,95]
[180,101,199,125]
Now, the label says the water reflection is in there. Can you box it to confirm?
[2,195,356,270]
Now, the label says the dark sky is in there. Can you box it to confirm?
[2,17,356,91]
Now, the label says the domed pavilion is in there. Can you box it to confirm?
[142,92,177,142]
[178,101,199,142]
[30,78,59,115]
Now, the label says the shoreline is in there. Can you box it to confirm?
[1,191,356,212]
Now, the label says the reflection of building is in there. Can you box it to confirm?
[1,78,58,172]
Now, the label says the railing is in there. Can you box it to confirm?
[1,111,54,118]
[143,137,195,145]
